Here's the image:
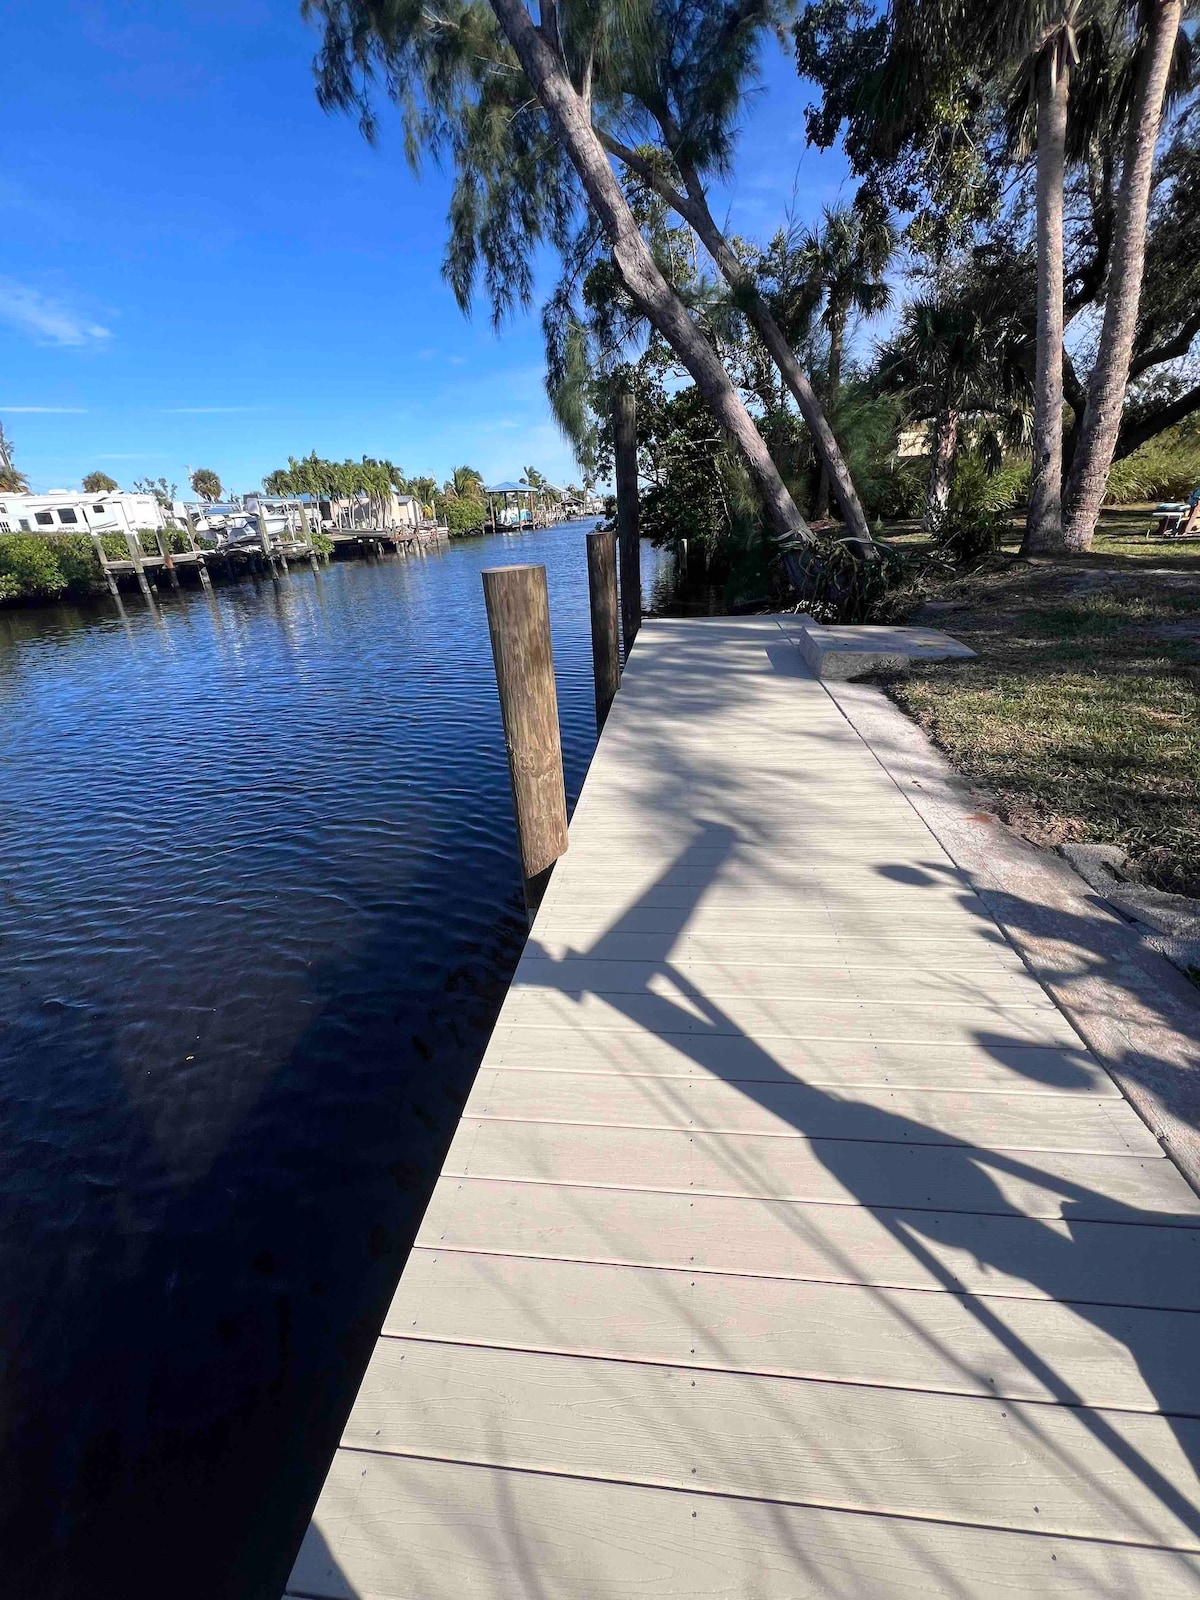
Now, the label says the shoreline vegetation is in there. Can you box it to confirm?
[0,454,593,605]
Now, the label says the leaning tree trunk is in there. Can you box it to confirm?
[1061,0,1184,550]
[489,0,814,549]
[1022,44,1070,556]
[640,147,872,548]
[924,410,959,529]
[813,311,845,521]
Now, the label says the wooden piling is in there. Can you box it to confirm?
[123,530,154,600]
[613,383,641,658]
[155,527,180,588]
[481,564,569,916]
[257,507,279,575]
[585,528,621,730]
[91,534,120,598]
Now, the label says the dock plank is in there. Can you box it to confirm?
[344,1338,1200,1548]
[463,1069,1159,1152]
[417,1177,1200,1309]
[440,1118,1196,1218]
[390,1250,1200,1413]
[290,1454,1200,1600]
[289,615,1200,1599]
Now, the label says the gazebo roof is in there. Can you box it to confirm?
[485,481,529,494]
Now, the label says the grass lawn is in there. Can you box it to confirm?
[875,509,1200,899]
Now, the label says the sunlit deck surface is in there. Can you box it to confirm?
[287,616,1200,1599]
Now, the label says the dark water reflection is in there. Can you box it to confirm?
[0,521,671,1600]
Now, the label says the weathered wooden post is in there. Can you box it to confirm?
[154,527,180,589]
[613,382,641,658]
[257,505,279,575]
[481,564,569,917]
[91,533,120,599]
[586,528,621,730]
[181,506,213,587]
[123,529,154,600]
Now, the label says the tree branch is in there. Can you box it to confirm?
[1114,383,1200,461]
[1129,309,1200,380]
[538,0,563,64]
[597,130,698,223]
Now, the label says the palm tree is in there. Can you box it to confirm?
[449,464,485,499]
[796,204,895,517]
[83,471,119,494]
[410,475,438,520]
[880,286,1031,527]
[1062,0,1186,547]
[995,4,1082,554]
[190,467,223,502]
[0,423,28,493]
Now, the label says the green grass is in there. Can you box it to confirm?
[873,535,1200,899]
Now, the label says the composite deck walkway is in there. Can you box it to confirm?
[287,616,1200,1599]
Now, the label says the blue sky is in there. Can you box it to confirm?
[2,0,853,495]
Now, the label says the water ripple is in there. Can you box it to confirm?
[0,521,669,1600]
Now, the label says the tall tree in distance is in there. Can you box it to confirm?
[82,471,119,494]
[190,467,223,502]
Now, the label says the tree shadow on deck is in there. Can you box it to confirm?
[503,803,1200,1569]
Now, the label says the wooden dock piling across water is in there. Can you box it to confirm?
[287,616,1200,1599]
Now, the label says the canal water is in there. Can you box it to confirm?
[0,521,671,1600]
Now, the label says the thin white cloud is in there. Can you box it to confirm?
[0,278,111,347]
[0,404,87,413]
[161,406,270,414]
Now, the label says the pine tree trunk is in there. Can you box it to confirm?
[489,0,814,547]
[1021,45,1069,556]
[1061,0,1183,550]
[814,313,845,520]
[924,410,959,528]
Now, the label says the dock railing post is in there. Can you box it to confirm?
[613,382,641,658]
[586,528,621,731]
[481,563,569,918]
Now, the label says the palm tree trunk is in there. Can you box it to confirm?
[1022,44,1069,556]
[486,0,815,548]
[605,137,872,548]
[924,410,959,528]
[1061,0,1183,550]
[814,312,845,520]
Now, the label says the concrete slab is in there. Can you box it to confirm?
[792,621,976,679]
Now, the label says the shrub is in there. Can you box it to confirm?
[865,458,927,520]
[927,505,1008,566]
[0,533,103,602]
[1104,425,1200,504]
[444,497,487,537]
[785,534,916,623]
[310,529,334,556]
